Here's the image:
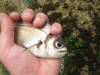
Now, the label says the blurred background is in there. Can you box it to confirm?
[0,0,99,75]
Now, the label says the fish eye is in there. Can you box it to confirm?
[54,40,64,48]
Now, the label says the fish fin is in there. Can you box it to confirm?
[40,23,50,34]
[27,40,42,49]
[37,40,43,48]
[21,22,33,26]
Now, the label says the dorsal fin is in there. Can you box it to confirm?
[40,23,50,34]
[21,22,32,26]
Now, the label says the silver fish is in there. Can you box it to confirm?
[2,22,67,58]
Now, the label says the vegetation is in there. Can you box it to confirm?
[0,0,99,75]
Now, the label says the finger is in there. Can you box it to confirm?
[0,13,14,45]
[21,8,35,22]
[9,12,20,22]
[40,58,61,74]
[41,58,61,66]
[33,13,49,28]
[50,23,62,35]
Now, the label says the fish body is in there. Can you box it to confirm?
[2,23,67,58]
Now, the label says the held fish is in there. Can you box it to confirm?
[1,22,67,58]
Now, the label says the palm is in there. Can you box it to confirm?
[0,14,61,75]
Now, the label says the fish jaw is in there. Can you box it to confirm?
[47,44,67,58]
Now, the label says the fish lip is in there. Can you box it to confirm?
[59,50,67,52]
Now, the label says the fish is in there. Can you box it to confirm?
[1,22,67,58]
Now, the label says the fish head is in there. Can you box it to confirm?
[44,35,67,58]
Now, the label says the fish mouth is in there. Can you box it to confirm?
[59,50,67,52]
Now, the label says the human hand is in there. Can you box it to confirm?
[0,9,63,75]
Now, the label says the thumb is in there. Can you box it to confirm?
[0,13,14,46]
